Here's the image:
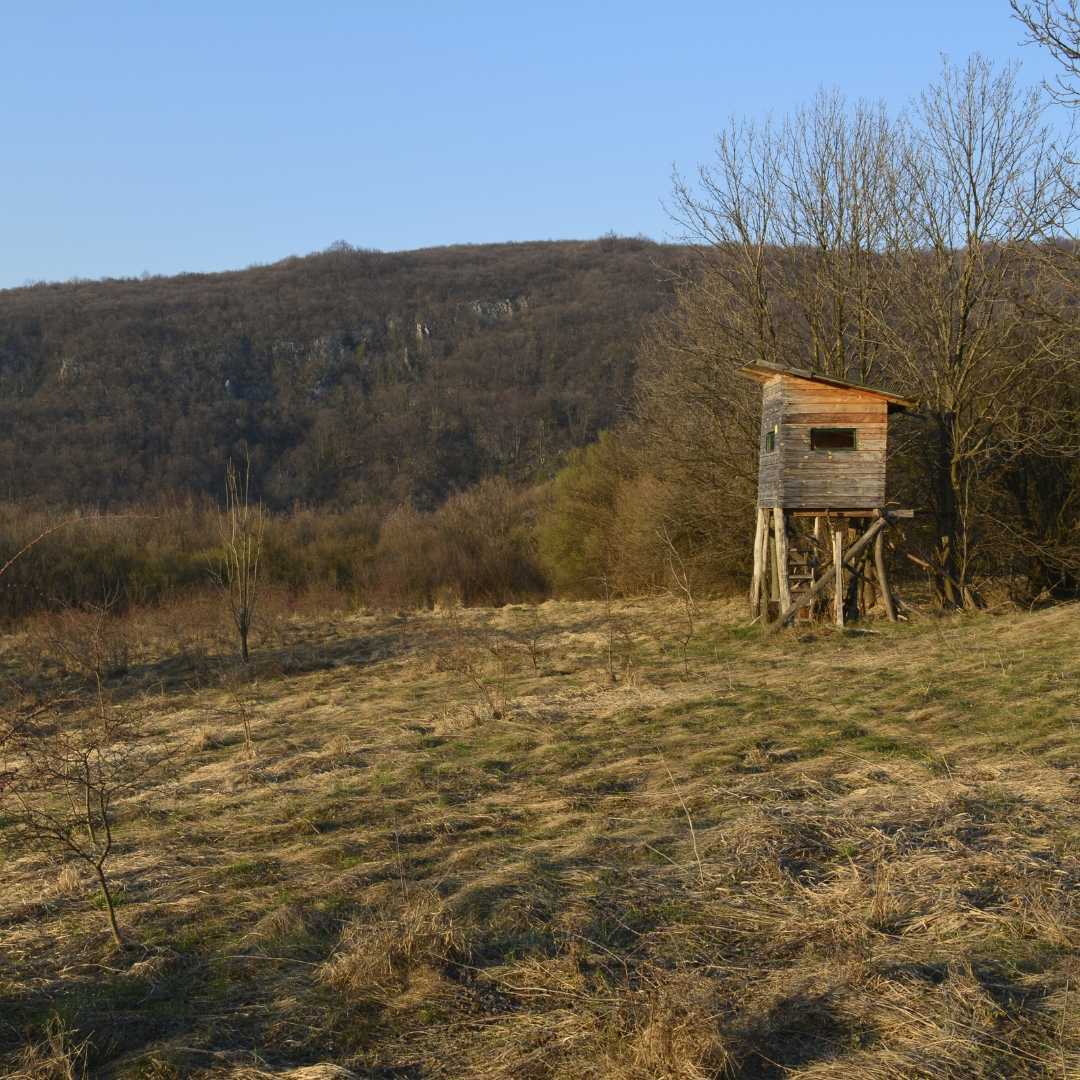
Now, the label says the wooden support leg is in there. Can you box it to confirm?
[874,526,898,622]
[767,516,889,634]
[858,527,873,615]
[832,526,845,628]
[749,507,766,619]
[764,505,773,600]
[768,511,779,603]
[773,507,792,616]
[845,530,862,622]
[812,515,825,620]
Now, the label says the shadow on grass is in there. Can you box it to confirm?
[735,991,866,1078]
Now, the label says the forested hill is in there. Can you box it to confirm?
[0,237,686,509]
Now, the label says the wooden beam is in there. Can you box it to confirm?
[773,508,792,616]
[768,510,779,601]
[749,507,767,618]
[836,554,872,581]
[832,527,845,628]
[766,515,889,633]
[812,515,825,620]
[790,509,914,519]
[846,545,863,621]
[759,507,773,608]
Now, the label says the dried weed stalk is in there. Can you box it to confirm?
[213,454,266,664]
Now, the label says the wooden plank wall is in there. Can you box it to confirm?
[757,379,785,507]
[755,374,890,509]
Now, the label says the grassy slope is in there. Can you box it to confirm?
[1,599,1078,1078]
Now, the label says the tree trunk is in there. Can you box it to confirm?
[931,412,963,608]
[95,863,124,949]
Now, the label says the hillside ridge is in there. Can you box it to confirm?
[0,238,687,509]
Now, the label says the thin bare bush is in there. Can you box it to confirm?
[658,523,697,676]
[30,593,133,681]
[0,686,166,948]
[432,610,516,720]
[213,455,266,663]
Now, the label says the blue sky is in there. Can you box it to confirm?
[0,1,1063,288]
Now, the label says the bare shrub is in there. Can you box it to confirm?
[596,575,641,684]
[505,606,548,674]
[658,524,697,676]
[372,478,546,609]
[432,612,515,720]
[31,595,133,681]
[232,692,256,759]
[0,688,166,948]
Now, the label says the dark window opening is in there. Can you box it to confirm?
[810,427,856,451]
[764,426,777,452]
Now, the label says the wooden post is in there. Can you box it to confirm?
[773,507,792,616]
[858,524,873,615]
[750,507,767,618]
[874,526,898,622]
[768,511,779,602]
[812,515,825,620]
[845,528,863,622]
[759,508,772,601]
[832,526,845,627]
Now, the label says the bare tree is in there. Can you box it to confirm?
[38,587,132,681]
[670,89,903,383]
[878,55,1078,606]
[214,454,266,663]
[1012,1,1080,106]
[0,687,164,948]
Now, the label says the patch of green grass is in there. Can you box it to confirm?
[540,740,595,771]
[851,734,932,763]
[215,857,281,885]
[798,735,836,757]
[839,723,868,739]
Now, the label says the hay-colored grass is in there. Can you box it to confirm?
[1,598,1077,1077]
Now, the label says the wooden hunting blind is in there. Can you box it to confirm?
[739,361,917,631]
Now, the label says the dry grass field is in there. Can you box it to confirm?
[1,596,1078,1078]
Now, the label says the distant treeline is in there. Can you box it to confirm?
[0,482,549,622]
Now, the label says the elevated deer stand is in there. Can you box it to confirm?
[739,362,916,632]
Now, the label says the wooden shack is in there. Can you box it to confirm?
[738,361,916,630]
